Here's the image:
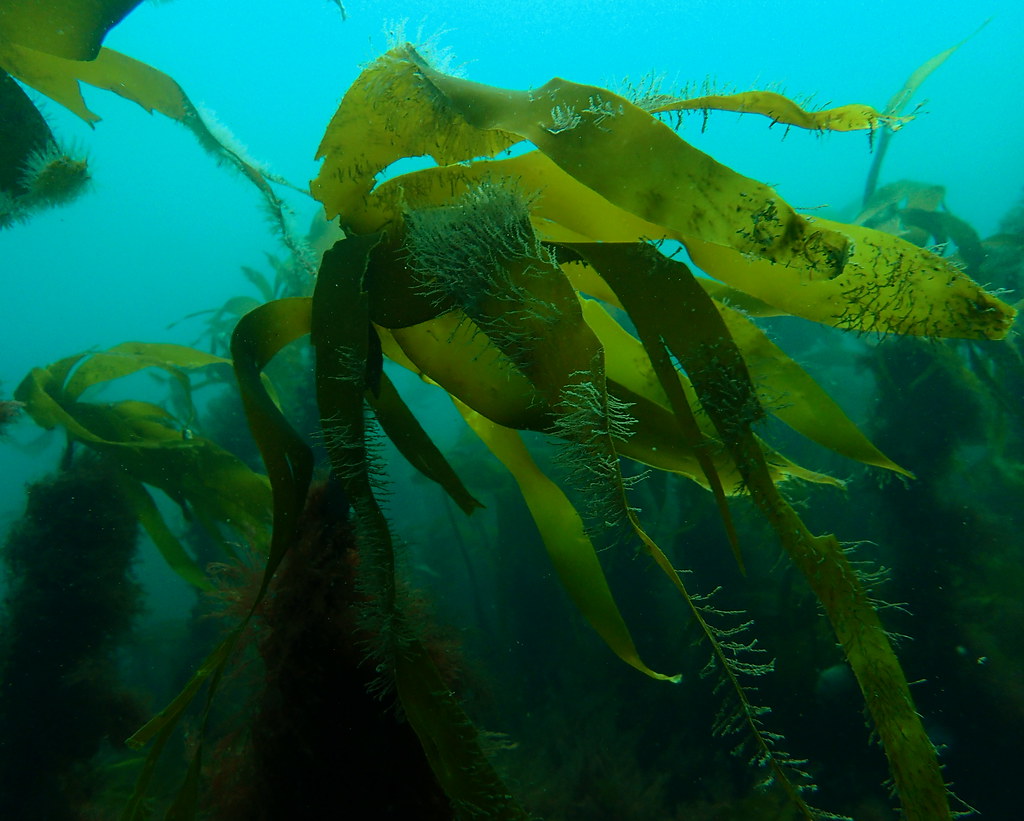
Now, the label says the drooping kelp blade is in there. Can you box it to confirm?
[230,298,315,588]
[580,293,907,477]
[116,472,211,590]
[369,372,483,515]
[713,302,911,474]
[458,400,680,683]
[0,0,142,61]
[123,299,320,821]
[385,312,544,430]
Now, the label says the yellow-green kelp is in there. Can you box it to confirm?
[303,45,1013,819]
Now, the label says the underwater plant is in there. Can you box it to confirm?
[4,8,1019,817]
[13,341,273,586]
[0,0,314,263]
[142,44,1007,821]
[301,43,1012,817]
[0,0,136,224]
[202,479,458,821]
[0,66,89,226]
[0,455,146,820]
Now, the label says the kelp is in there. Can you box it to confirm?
[0,0,313,268]
[120,300,319,821]
[646,89,909,132]
[863,19,990,205]
[0,0,142,61]
[315,48,1012,341]
[125,278,529,819]
[0,69,58,194]
[0,0,132,224]
[313,237,527,817]
[857,179,986,278]
[13,27,1014,818]
[0,40,313,268]
[0,67,89,226]
[304,44,1017,819]
[14,342,271,588]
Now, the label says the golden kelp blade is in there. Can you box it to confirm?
[381,311,838,493]
[581,295,908,477]
[371,147,1014,340]
[882,19,990,120]
[0,0,141,61]
[458,401,680,683]
[0,42,310,267]
[0,42,186,123]
[863,19,989,206]
[14,345,271,586]
[409,56,847,270]
[316,47,1014,341]
[712,302,912,475]
[647,90,907,132]
[311,48,519,230]
[571,240,953,820]
[386,312,544,431]
[685,221,1016,339]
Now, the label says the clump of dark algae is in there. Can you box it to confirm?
[0,456,145,820]
[205,479,455,820]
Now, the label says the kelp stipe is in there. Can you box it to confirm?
[312,237,530,818]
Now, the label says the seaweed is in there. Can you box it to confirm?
[304,44,1013,819]
[3,16,1019,820]
[14,342,273,587]
[0,0,313,269]
[0,67,89,226]
[0,0,143,61]
[0,455,146,820]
